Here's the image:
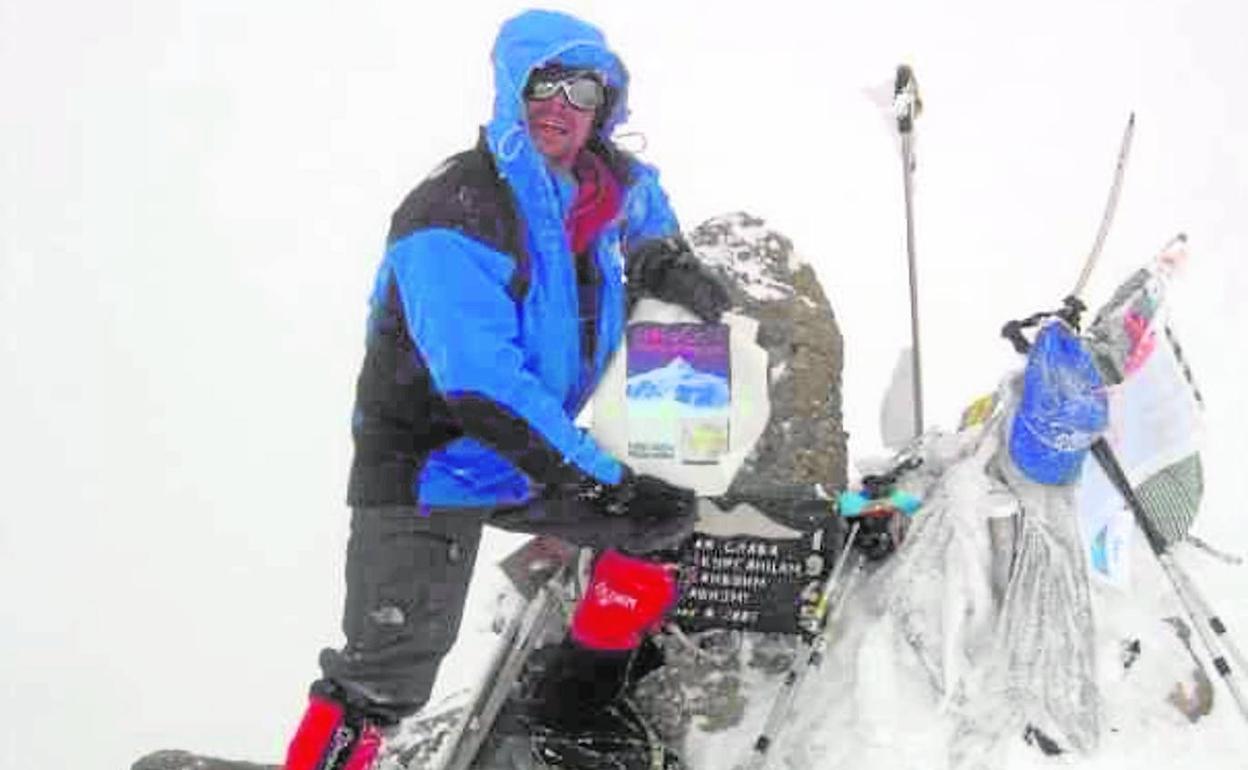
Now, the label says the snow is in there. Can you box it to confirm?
[777,535,1248,770]
[694,218,796,302]
[2,1,1247,769]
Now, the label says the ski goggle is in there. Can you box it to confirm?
[524,70,606,112]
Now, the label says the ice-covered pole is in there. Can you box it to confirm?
[894,64,924,436]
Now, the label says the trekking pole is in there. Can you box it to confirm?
[741,521,865,770]
[894,63,924,436]
[1089,439,1248,724]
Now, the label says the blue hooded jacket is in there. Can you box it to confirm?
[346,10,684,509]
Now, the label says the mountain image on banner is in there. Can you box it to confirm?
[626,322,731,464]
[625,356,731,407]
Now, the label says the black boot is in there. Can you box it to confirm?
[532,639,633,732]
[526,638,680,769]
[530,696,681,769]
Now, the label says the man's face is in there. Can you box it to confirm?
[524,70,603,171]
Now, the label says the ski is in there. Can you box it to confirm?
[1071,113,1136,301]
[437,568,573,769]
[439,537,592,770]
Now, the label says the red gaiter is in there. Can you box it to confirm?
[284,694,382,770]
[571,549,679,651]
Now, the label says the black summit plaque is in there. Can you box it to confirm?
[672,513,842,635]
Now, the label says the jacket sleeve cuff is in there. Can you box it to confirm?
[446,393,624,486]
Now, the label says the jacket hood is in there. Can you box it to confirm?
[487,9,630,160]
[477,11,634,441]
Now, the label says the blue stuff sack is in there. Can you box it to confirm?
[1009,320,1109,485]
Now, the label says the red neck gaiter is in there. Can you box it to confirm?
[566,151,622,255]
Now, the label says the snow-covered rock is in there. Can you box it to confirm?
[690,213,848,526]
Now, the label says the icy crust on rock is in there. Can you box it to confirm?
[689,212,848,514]
[131,751,277,770]
[632,631,805,765]
[690,213,801,302]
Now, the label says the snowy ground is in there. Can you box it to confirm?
[2,1,1246,769]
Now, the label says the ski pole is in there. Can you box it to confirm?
[1186,534,1245,566]
[894,63,924,436]
[1152,551,1248,725]
[1166,548,1248,684]
[1089,439,1248,724]
[741,521,865,770]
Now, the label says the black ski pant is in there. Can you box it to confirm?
[315,498,695,725]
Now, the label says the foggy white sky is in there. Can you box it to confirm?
[2,1,1245,768]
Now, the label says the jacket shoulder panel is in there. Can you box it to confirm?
[388,147,529,299]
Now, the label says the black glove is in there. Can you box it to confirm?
[551,467,697,520]
[627,237,731,323]
[662,258,731,323]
